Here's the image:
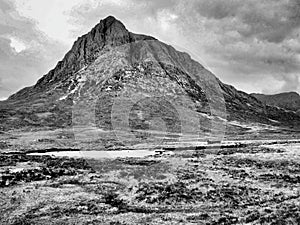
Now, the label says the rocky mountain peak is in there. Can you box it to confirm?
[9,16,156,95]
[101,15,119,25]
[98,15,126,33]
[5,16,300,133]
[88,15,129,46]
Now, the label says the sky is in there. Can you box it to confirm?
[0,0,300,100]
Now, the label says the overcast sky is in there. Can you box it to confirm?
[0,0,300,99]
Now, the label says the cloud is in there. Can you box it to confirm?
[0,0,67,99]
[176,0,300,94]
[0,76,6,100]
[186,0,300,43]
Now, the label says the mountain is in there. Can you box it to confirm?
[252,92,300,115]
[0,16,299,142]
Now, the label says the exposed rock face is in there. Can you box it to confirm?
[252,92,300,114]
[9,16,156,99]
[1,16,300,134]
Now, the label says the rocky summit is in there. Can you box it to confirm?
[0,16,299,141]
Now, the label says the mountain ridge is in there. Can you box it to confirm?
[1,16,300,135]
[251,92,300,115]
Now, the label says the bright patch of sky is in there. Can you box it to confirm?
[9,37,26,52]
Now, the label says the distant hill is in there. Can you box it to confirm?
[251,92,300,115]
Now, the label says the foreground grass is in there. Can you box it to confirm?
[1,143,300,224]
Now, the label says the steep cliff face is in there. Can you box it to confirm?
[1,16,300,134]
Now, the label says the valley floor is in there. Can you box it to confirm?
[1,141,300,224]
